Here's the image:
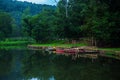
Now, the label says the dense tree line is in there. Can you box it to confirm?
[0,0,56,37]
[0,12,13,40]
[22,9,57,42]
[55,0,120,47]
[22,0,120,47]
[53,0,120,47]
[0,0,119,47]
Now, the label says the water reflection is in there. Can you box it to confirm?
[0,49,120,80]
[0,49,13,76]
[26,76,55,80]
[22,50,55,80]
[0,49,26,80]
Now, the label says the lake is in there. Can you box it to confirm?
[0,49,120,80]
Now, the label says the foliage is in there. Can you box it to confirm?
[55,0,82,38]
[0,11,13,40]
[57,0,120,47]
[22,9,57,43]
[20,0,120,47]
[0,0,56,37]
[80,0,120,47]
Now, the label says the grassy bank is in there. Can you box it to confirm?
[98,48,120,51]
[0,37,35,46]
[0,38,34,50]
[0,41,32,46]
[29,43,120,50]
[0,40,120,59]
[0,46,27,50]
[30,43,120,59]
[0,41,31,50]
[30,43,120,51]
[31,43,88,48]
[96,48,120,60]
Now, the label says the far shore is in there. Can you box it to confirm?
[28,43,120,60]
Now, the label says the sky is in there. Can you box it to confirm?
[17,0,58,5]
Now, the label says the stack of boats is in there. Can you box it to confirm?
[45,47,99,54]
[28,45,99,54]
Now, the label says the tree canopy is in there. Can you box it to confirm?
[0,0,120,47]
[22,9,57,43]
[0,12,13,40]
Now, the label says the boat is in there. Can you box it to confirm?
[55,48,65,54]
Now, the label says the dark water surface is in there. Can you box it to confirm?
[0,49,120,80]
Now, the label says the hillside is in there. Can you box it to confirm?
[0,0,55,14]
[0,0,56,36]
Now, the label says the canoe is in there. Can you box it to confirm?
[55,49,65,54]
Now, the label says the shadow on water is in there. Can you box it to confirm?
[0,49,120,80]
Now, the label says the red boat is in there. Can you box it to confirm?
[55,48,65,54]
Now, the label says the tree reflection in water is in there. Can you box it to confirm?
[0,49,13,76]
[0,49,120,80]
[0,48,119,80]
[22,50,120,80]
[22,50,55,80]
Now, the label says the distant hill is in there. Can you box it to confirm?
[0,0,56,36]
[0,0,56,25]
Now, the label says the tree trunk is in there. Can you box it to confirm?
[65,0,68,17]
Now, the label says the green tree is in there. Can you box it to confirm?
[22,7,32,36]
[22,9,56,43]
[80,0,120,47]
[0,11,13,40]
[56,0,85,40]
[80,0,109,46]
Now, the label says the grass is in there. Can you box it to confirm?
[0,46,27,50]
[0,37,35,46]
[0,41,34,46]
[30,43,120,52]
[0,39,120,60]
[97,48,120,60]
[31,43,87,48]
[98,48,120,51]
[0,41,30,50]
[31,43,120,60]
[101,51,120,60]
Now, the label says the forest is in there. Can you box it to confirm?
[0,0,55,36]
[0,0,120,47]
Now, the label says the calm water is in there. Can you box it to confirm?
[0,49,120,80]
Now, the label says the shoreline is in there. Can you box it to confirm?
[28,44,120,60]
